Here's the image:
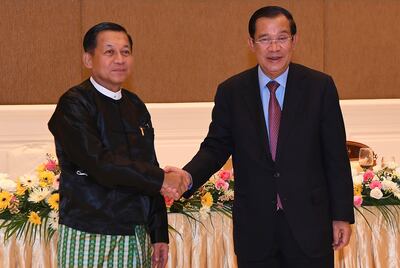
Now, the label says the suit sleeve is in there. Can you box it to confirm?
[320,76,355,223]
[148,194,169,244]
[183,84,233,197]
[48,94,164,196]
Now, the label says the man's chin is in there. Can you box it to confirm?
[111,76,129,84]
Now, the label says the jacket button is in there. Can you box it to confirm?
[273,172,280,178]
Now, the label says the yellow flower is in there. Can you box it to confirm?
[16,182,26,196]
[201,192,213,208]
[28,211,42,225]
[0,191,12,210]
[47,193,59,211]
[354,184,363,196]
[38,171,55,187]
[36,163,46,173]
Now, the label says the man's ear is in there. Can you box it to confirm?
[247,37,255,52]
[82,52,93,69]
[291,34,298,50]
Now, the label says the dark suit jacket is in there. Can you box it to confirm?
[183,63,355,260]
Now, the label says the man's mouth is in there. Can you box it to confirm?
[267,56,282,61]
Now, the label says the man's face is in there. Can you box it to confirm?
[83,30,133,92]
[248,15,297,79]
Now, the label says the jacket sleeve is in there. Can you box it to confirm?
[48,93,164,196]
[183,84,233,197]
[148,194,169,244]
[320,76,355,223]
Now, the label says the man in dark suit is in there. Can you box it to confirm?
[165,6,354,268]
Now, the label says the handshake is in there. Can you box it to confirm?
[161,166,192,200]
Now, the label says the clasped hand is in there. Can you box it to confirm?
[161,166,191,200]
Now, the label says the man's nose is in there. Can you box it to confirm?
[114,52,125,63]
[268,41,280,51]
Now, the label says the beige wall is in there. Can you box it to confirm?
[1,0,399,104]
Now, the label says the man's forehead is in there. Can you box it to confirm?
[97,32,130,46]
[255,17,291,35]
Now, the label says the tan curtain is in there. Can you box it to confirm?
[1,207,399,267]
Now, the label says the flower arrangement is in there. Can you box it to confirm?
[352,160,400,227]
[0,154,59,243]
[352,162,400,207]
[0,154,234,243]
[165,169,234,219]
[3,152,399,243]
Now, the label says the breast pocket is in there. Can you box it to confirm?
[123,123,156,161]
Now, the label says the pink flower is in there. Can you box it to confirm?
[363,170,374,182]
[354,196,363,207]
[52,174,60,190]
[45,160,57,172]
[164,196,174,208]
[215,178,229,191]
[369,180,382,190]
[218,170,232,181]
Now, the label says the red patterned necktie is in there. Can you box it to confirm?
[267,80,283,209]
[267,80,281,160]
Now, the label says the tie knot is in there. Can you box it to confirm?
[266,81,280,94]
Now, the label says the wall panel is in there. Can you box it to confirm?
[325,1,400,99]
[0,0,82,104]
[0,1,399,104]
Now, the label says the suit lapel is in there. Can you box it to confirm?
[241,66,272,159]
[276,63,305,162]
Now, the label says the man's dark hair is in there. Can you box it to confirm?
[248,6,297,39]
[83,22,133,53]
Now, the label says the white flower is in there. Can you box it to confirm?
[20,175,39,189]
[0,177,17,192]
[218,189,234,202]
[394,192,400,200]
[0,173,9,180]
[28,187,52,203]
[381,180,400,193]
[48,210,59,230]
[352,175,363,185]
[370,188,383,199]
[199,206,210,220]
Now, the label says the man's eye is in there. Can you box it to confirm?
[278,36,290,41]
[260,38,271,43]
[121,50,131,56]
[104,50,114,55]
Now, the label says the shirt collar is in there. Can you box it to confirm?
[90,77,122,100]
[258,65,289,89]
